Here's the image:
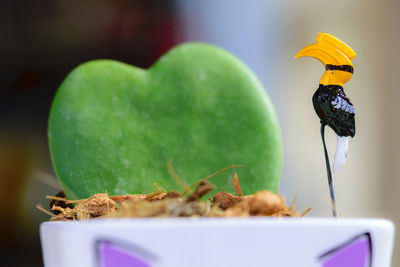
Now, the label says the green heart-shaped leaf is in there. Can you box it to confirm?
[49,43,282,200]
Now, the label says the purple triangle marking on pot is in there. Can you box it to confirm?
[97,240,158,267]
[319,232,372,267]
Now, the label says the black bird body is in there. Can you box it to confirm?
[312,84,355,138]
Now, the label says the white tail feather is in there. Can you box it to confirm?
[333,135,349,172]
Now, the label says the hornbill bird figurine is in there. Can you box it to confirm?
[295,33,356,217]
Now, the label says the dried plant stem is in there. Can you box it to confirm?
[183,165,246,196]
[46,196,84,204]
[301,208,312,217]
[231,173,242,196]
[36,204,55,217]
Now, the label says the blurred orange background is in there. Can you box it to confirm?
[1,0,399,266]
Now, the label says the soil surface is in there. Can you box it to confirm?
[39,173,310,221]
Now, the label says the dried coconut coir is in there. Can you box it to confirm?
[41,173,309,220]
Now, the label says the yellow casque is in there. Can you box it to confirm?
[295,33,356,87]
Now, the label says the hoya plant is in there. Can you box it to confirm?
[48,43,282,200]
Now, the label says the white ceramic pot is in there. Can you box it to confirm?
[40,218,394,267]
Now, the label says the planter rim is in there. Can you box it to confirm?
[41,217,394,229]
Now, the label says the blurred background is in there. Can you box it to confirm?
[1,0,399,266]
